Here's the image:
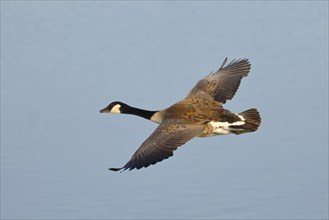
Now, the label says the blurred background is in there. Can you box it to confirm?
[1,1,328,219]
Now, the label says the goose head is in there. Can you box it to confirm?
[99,101,129,114]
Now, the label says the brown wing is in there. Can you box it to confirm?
[187,58,251,104]
[109,119,205,171]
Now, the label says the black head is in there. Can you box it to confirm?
[99,101,129,114]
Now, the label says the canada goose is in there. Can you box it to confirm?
[100,58,261,171]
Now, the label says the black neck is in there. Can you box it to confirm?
[124,106,157,120]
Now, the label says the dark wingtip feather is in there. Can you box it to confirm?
[218,57,228,71]
[221,58,251,77]
[108,167,123,172]
[217,58,251,74]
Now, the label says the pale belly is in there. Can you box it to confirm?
[198,119,245,137]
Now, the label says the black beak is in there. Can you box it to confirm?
[99,107,109,113]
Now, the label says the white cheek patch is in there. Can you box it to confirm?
[110,104,121,114]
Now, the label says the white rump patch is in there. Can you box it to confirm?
[237,114,245,121]
[110,104,121,114]
[208,115,245,135]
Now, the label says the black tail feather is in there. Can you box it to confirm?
[239,108,261,131]
[231,108,261,135]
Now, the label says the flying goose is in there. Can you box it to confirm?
[100,58,261,171]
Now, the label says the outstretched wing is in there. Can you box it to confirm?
[109,119,205,171]
[187,58,251,104]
